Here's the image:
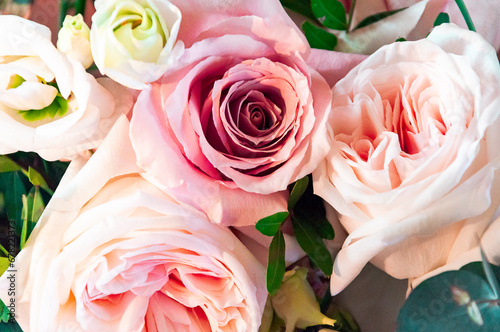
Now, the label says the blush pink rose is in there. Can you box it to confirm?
[0,117,266,332]
[129,15,333,226]
[313,24,500,294]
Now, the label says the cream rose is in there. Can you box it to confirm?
[0,15,133,161]
[90,0,183,89]
[57,14,93,69]
[0,117,266,332]
[313,24,500,294]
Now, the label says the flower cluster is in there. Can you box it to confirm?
[0,0,500,331]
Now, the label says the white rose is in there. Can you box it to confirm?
[0,15,133,161]
[57,14,93,69]
[313,24,500,294]
[90,0,183,89]
[0,117,267,332]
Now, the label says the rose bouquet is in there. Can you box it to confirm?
[0,0,499,331]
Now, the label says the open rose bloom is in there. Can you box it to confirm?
[0,118,266,332]
[0,15,133,161]
[130,14,333,226]
[314,24,500,294]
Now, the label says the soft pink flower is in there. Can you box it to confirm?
[313,24,500,294]
[129,15,334,226]
[0,118,266,332]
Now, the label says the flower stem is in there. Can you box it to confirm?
[454,0,476,32]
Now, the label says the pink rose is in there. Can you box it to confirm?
[313,24,500,294]
[129,14,333,226]
[0,118,266,332]
[0,16,133,161]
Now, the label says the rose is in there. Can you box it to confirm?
[0,117,267,332]
[57,14,93,69]
[129,14,333,226]
[0,15,133,161]
[90,0,183,89]
[313,24,500,294]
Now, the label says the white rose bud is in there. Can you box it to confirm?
[90,0,183,89]
[57,14,93,69]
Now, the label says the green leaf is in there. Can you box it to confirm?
[279,0,317,22]
[0,257,10,277]
[302,21,338,51]
[396,37,407,42]
[288,176,309,211]
[267,230,286,295]
[433,12,450,26]
[354,8,406,30]
[311,0,347,30]
[397,270,500,331]
[27,167,52,195]
[0,156,21,174]
[0,299,9,324]
[20,186,45,249]
[291,215,333,276]
[4,172,28,235]
[481,248,500,300]
[293,178,334,241]
[0,320,24,332]
[256,212,289,237]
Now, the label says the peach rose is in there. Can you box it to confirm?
[0,117,267,332]
[0,15,132,161]
[313,24,500,294]
[129,15,333,226]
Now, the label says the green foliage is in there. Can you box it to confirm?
[4,172,28,236]
[279,0,317,22]
[0,157,21,174]
[0,299,23,331]
[433,12,450,27]
[302,21,338,51]
[20,186,45,249]
[311,0,347,30]
[267,230,286,295]
[291,216,332,276]
[288,176,309,211]
[256,175,334,295]
[397,261,500,331]
[256,212,289,237]
[354,8,407,30]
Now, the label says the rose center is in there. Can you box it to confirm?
[249,106,265,130]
